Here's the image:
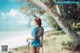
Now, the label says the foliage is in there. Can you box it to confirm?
[58,4,80,27]
[19,0,80,29]
[61,41,75,48]
[44,31,80,50]
[46,15,60,30]
[19,0,45,17]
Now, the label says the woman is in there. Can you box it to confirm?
[27,18,44,53]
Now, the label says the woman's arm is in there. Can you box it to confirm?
[26,37,35,42]
[40,36,43,47]
[27,37,35,40]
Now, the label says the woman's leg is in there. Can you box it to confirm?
[32,46,36,53]
[36,47,40,53]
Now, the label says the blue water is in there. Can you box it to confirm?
[0,21,47,39]
[0,21,32,49]
[0,22,30,31]
[0,21,49,49]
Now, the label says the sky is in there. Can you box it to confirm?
[0,0,21,12]
[0,0,48,49]
[0,0,31,31]
[0,0,48,31]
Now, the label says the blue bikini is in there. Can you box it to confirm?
[30,27,44,48]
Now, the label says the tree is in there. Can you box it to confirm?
[19,0,80,50]
[27,0,80,50]
[46,15,60,30]
[62,4,80,26]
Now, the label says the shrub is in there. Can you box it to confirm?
[61,41,75,48]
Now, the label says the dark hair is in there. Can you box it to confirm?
[34,18,42,27]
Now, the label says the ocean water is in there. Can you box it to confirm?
[0,31,31,51]
[0,22,49,52]
[0,22,33,52]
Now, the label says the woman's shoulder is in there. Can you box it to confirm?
[33,26,44,31]
[33,27,38,29]
[33,27,38,31]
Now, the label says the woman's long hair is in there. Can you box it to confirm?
[34,18,42,27]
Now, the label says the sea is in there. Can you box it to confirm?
[0,22,49,52]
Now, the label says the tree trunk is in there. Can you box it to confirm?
[30,0,80,50]
[55,5,61,16]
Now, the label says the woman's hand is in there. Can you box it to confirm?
[40,43,43,47]
[26,38,29,43]
[40,36,43,47]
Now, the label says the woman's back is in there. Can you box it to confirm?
[31,26,44,47]
[31,27,44,38]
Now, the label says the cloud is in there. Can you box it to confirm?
[0,9,30,24]
[9,9,18,16]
